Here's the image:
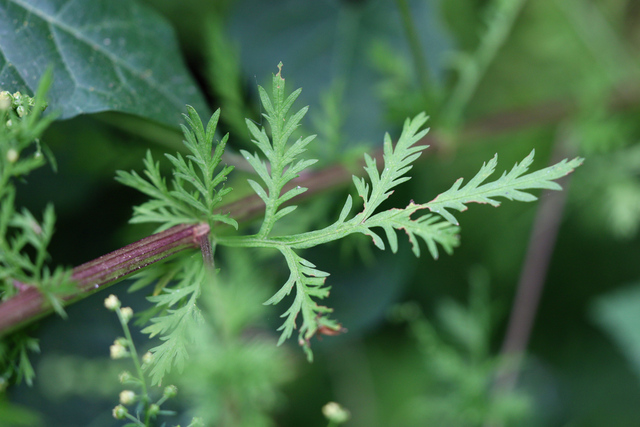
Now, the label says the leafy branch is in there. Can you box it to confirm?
[0,72,75,385]
[218,113,461,349]
[0,64,584,386]
[0,72,66,305]
[217,66,583,358]
[115,108,240,385]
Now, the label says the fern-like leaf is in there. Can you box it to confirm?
[353,113,429,218]
[140,256,206,385]
[116,107,237,231]
[425,150,584,225]
[263,247,332,359]
[216,72,583,361]
[362,202,460,259]
[242,63,318,238]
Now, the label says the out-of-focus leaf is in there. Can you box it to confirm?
[0,0,208,124]
[227,0,451,145]
[592,283,640,380]
[0,400,40,427]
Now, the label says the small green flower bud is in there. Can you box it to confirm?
[120,307,133,323]
[118,371,132,384]
[163,385,178,399]
[119,390,136,405]
[112,404,128,420]
[142,351,153,365]
[322,402,350,424]
[16,105,25,117]
[110,340,128,359]
[0,92,10,111]
[148,403,160,418]
[6,119,12,128]
[12,92,22,105]
[6,149,18,164]
[104,294,120,310]
[115,337,128,346]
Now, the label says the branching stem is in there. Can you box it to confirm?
[0,86,631,339]
[0,223,209,336]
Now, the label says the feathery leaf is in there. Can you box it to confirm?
[426,150,584,225]
[116,107,236,231]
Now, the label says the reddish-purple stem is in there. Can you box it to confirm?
[494,131,576,393]
[0,223,210,336]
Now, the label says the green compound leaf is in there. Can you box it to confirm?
[243,112,450,353]
[242,63,318,238]
[263,247,332,359]
[426,150,585,225]
[353,113,430,218]
[362,203,459,259]
[116,107,236,232]
[216,70,582,361]
[140,256,206,386]
[0,0,208,124]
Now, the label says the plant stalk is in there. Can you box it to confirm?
[441,0,528,128]
[493,128,576,393]
[0,223,210,336]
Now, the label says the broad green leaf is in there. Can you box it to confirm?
[0,0,208,124]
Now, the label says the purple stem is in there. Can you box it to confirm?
[0,223,210,336]
[494,131,576,392]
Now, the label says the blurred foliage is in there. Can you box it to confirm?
[175,249,295,426]
[388,268,530,427]
[2,0,640,426]
[592,282,640,382]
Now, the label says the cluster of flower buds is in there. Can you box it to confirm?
[0,90,43,118]
[106,294,181,423]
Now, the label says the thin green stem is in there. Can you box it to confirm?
[441,0,527,128]
[216,220,357,250]
[116,307,150,419]
[199,235,215,270]
[123,412,145,426]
